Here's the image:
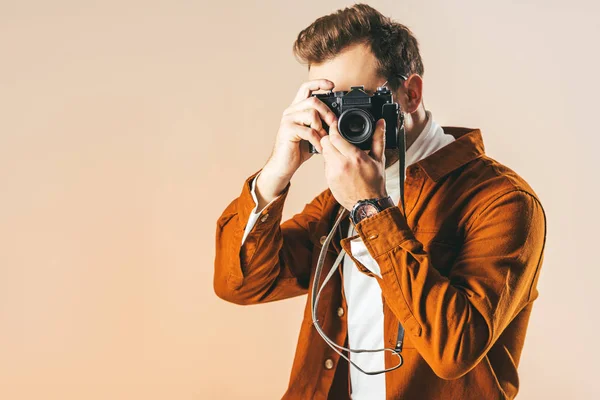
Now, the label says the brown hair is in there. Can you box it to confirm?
[292,3,424,93]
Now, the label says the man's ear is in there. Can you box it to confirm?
[402,74,424,114]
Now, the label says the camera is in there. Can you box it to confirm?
[308,85,402,154]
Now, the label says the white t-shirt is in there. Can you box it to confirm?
[242,110,455,399]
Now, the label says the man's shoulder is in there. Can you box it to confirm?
[466,154,540,196]
[458,155,544,216]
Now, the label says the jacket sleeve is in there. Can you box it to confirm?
[241,171,283,245]
[344,189,546,380]
[214,168,329,305]
[349,238,383,278]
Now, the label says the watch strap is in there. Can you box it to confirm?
[351,195,395,225]
[374,195,395,211]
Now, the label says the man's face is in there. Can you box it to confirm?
[307,42,402,169]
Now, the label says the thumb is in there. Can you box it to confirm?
[370,119,386,162]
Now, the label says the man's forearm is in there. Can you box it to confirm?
[343,190,546,379]
[254,163,292,211]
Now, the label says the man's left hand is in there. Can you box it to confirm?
[320,118,388,211]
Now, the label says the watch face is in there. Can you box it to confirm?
[356,203,379,220]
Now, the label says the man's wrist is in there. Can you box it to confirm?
[350,195,395,226]
[255,167,291,209]
[375,195,395,210]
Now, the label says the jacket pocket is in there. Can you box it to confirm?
[425,239,460,278]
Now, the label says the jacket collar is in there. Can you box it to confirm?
[325,126,485,254]
[416,127,485,182]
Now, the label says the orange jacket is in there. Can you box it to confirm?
[214,127,547,399]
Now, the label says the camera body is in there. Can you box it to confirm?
[308,85,402,154]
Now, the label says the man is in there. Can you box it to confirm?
[214,4,546,399]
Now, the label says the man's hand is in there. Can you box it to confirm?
[255,79,338,210]
[320,118,388,211]
[267,79,339,178]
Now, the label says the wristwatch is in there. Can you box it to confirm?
[350,195,396,226]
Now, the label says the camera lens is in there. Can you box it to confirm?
[347,115,365,134]
[338,109,375,144]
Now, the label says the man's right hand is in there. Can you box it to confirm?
[255,79,339,210]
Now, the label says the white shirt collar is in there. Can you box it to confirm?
[385,110,455,189]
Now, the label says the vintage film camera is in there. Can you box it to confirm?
[308,85,402,153]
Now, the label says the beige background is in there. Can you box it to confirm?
[0,0,598,399]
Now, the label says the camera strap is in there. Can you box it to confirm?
[309,114,407,375]
[310,206,403,375]
[395,110,407,353]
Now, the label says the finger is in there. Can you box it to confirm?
[292,79,335,105]
[327,118,361,158]
[283,96,338,128]
[320,134,343,159]
[287,122,323,154]
[286,109,325,138]
[370,119,386,163]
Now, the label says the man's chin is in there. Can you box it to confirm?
[363,148,400,168]
[384,149,400,168]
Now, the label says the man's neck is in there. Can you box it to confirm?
[405,107,429,152]
[384,106,429,169]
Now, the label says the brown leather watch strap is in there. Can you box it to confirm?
[375,195,395,211]
[350,195,395,226]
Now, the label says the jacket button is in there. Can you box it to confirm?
[320,235,327,245]
[324,358,334,369]
[260,213,269,222]
[337,307,344,317]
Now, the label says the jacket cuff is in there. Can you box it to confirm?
[349,237,383,278]
[340,235,376,278]
[237,168,291,233]
[353,206,415,259]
